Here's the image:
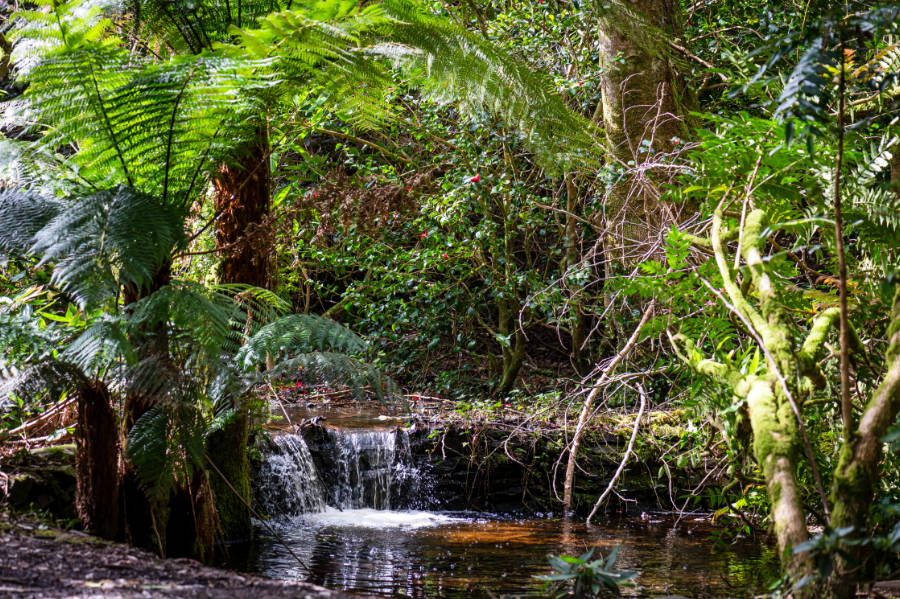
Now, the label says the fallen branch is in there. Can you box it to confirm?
[586,384,647,525]
[7,397,75,437]
[562,303,653,512]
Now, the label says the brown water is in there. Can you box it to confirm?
[251,400,777,597]
[251,509,776,598]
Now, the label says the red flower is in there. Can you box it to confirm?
[312,192,318,198]
[420,232,427,238]
[442,253,449,259]
[470,174,480,183]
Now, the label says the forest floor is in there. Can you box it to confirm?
[0,513,367,599]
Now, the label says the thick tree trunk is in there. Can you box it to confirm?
[597,0,692,263]
[213,127,271,288]
[206,126,272,545]
[75,381,120,540]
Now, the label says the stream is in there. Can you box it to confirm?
[240,404,778,598]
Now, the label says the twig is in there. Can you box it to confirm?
[7,397,76,436]
[267,382,293,427]
[586,384,647,525]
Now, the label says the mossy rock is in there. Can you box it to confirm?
[2,444,77,520]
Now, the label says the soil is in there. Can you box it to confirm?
[0,515,368,599]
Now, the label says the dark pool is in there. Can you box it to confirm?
[246,510,777,598]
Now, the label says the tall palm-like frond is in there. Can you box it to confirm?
[231,0,601,168]
[0,186,184,308]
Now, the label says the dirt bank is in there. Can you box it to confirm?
[0,515,367,599]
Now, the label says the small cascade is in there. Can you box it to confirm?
[254,434,326,517]
[327,429,396,510]
[253,424,430,519]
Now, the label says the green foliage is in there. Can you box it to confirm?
[0,187,184,309]
[536,546,636,599]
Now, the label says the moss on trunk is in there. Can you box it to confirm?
[206,411,253,544]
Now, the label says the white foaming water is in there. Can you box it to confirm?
[254,425,432,520]
[302,507,460,529]
[255,434,326,517]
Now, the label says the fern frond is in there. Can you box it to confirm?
[125,405,175,501]
[17,44,273,201]
[0,359,86,406]
[62,319,136,374]
[376,0,600,169]
[0,189,61,255]
[237,313,366,369]
[26,186,184,309]
[265,350,393,399]
[126,281,248,364]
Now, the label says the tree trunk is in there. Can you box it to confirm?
[597,0,692,263]
[122,261,173,553]
[213,126,271,288]
[75,381,120,540]
[564,174,589,374]
[206,125,272,545]
[829,288,900,597]
[744,377,809,572]
[496,297,526,396]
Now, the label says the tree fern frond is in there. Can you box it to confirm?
[18,43,273,200]
[372,0,601,169]
[27,186,184,309]
[125,405,175,501]
[0,359,86,406]
[62,319,136,374]
[265,350,394,399]
[0,188,61,255]
[237,313,366,369]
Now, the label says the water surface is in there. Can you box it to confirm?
[249,510,777,598]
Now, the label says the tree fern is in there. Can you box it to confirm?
[0,186,185,309]
[125,405,175,501]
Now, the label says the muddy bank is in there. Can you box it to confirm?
[0,515,369,598]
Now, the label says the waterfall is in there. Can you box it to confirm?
[254,425,428,519]
[327,429,396,510]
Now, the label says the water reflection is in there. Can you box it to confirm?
[250,511,777,598]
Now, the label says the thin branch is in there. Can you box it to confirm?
[586,383,647,525]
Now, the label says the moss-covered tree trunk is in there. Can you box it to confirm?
[75,380,120,540]
[673,209,827,583]
[597,0,692,263]
[828,288,900,597]
[206,125,272,545]
[743,377,809,567]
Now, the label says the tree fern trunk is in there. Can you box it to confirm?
[122,261,173,553]
[75,381,120,540]
[213,125,271,288]
[206,125,272,546]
